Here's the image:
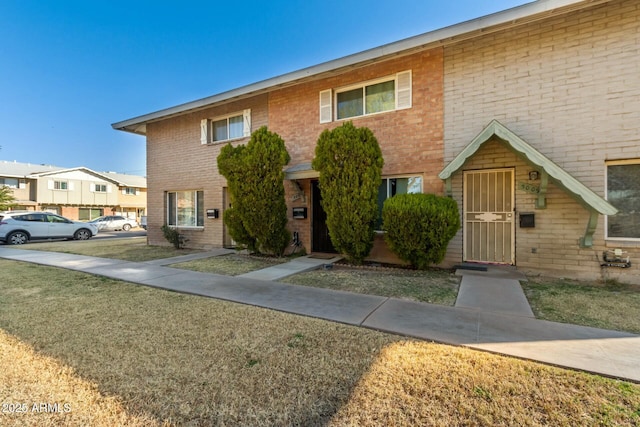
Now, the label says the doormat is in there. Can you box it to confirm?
[308,253,337,259]
[454,263,488,272]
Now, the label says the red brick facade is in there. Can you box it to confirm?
[145,49,445,261]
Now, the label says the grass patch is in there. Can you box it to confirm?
[522,277,640,334]
[1,260,639,425]
[9,237,203,262]
[170,254,287,276]
[281,265,460,305]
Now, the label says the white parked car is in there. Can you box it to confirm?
[89,215,138,231]
[0,211,99,245]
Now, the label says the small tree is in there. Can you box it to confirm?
[382,193,460,269]
[217,126,291,256]
[0,185,16,211]
[312,122,384,264]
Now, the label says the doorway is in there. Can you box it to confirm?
[463,168,515,264]
[311,181,336,253]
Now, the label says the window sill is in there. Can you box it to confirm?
[605,239,640,247]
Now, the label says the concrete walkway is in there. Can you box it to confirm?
[1,246,639,383]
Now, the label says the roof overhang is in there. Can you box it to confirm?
[112,0,611,136]
[284,163,319,180]
[439,119,617,217]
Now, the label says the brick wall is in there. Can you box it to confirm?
[270,49,444,254]
[146,94,269,248]
[443,0,640,283]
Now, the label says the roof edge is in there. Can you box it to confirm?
[439,120,618,216]
[112,0,610,134]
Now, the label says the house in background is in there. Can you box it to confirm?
[113,0,639,284]
[0,160,147,222]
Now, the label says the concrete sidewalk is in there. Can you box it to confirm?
[1,246,639,382]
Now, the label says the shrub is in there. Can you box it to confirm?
[217,126,291,256]
[161,225,188,249]
[382,193,460,269]
[312,122,383,264]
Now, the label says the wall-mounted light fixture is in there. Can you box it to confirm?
[528,170,539,181]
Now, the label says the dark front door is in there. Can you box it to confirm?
[312,181,336,253]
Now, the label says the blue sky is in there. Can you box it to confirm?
[0,0,531,176]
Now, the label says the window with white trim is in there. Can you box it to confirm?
[95,184,107,193]
[167,190,204,227]
[201,109,251,144]
[376,176,422,229]
[606,160,640,239]
[123,187,137,195]
[319,70,412,123]
[54,181,68,190]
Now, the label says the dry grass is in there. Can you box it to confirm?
[1,259,640,426]
[0,329,162,427]
[522,277,640,334]
[10,237,202,261]
[328,341,640,426]
[171,254,287,276]
[281,265,460,305]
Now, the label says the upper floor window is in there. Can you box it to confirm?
[123,187,137,195]
[54,181,68,190]
[606,160,640,240]
[320,70,412,123]
[89,183,110,193]
[0,178,18,188]
[201,110,251,144]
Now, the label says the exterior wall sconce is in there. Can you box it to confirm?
[206,209,219,219]
[528,170,539,180]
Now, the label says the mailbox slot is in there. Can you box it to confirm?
[292,207,307,219]
[519,212,535,228]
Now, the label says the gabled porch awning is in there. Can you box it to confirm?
[438,120,617,247]
[285,163,319,180]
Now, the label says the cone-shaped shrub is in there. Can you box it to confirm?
[312,122,383,264]
[217,126,291,255]
[382,193,460,269]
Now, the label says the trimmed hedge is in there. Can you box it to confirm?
[312,122,384,264]
[382,193,460,269]
[217,126,291,256]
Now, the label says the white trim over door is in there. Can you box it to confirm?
[463,168,515,264]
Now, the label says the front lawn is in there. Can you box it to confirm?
[522,277,640,334]
[1,260,639,426]
[282,265,460,305]
[9,237,202,262]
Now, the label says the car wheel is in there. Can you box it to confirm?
[122,223,131,231]
[74,229,92,240]
[7,231,28,245]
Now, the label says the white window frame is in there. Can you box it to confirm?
[320,70,412,123]
[201,109,251,144]
[166,190,205,228]
[605,159,640,241]
[54,180,68,190]
[123,187,137,195]
[94,184,107,193]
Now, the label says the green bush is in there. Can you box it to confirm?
[382,193,460,269]
[312,122,383,264]
[161,225,188,249]
[217,126,291,256]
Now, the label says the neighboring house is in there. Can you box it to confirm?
[0,160,147,222]
[113,0,639,284]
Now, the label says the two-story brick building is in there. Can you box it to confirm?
[0,160,147,222]
[113,0,639,284]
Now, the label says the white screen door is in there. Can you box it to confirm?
[463,169,515,264]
